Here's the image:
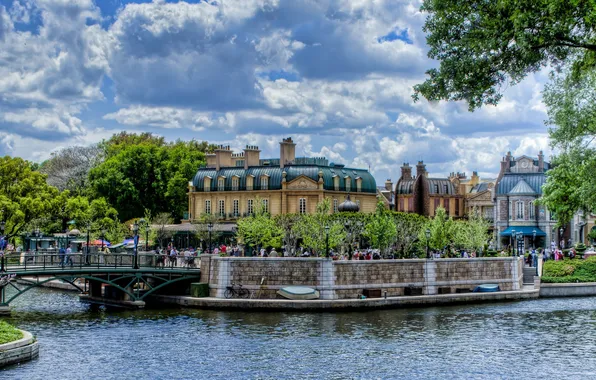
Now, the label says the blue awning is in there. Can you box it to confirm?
[500,226,546,237]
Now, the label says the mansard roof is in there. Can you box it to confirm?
[395,177,456,195]
[192,165,377,193]
[496,173,545,196]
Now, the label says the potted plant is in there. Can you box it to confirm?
[575,243,587,259]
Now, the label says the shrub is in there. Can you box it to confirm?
[0,321,23,345]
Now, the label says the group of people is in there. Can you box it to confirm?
[156,246,201,268]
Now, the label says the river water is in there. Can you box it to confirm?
[0,288,595,379]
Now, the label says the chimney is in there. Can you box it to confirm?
[400,163,412,180]
[206,153,216,168]
[243,145,261,169]
[471,171,480,186]
[505,151,512,172]
[214,145,232,171]
[538,150,544,171]
[279,137,296,169]
[385,179,393,191]
[416,160,427,178]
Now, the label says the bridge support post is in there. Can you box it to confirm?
[0,288,9,315]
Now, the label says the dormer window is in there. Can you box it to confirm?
[247,175,254,191]
[232,177,239,191]
[333,176,340,191]
[356,177,362,192]
[261,176,269,190]
[443,184,448,193]
[435,184,439,193]
[218,177,225,191]
[345,177,351,192]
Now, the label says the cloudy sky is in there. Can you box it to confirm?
[0,0,552,184]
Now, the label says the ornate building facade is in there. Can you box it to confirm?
[394,161,464,217]
[494,151,555,249]
[187,138,378,221]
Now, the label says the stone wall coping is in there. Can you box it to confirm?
[540,282,596,288]
[0,330,33,352]
[208,256,519,264]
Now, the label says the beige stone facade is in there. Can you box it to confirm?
[188,138,378,221]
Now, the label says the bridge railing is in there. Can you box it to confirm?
[0,251,201,272]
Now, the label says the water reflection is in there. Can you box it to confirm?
[1,288,595,379]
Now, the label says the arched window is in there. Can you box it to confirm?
[218,177,225,191]
[345,177,351,192]
[233,199,239,216]
[260,176,268,190]
[205,200,211,214]
[529,201,535,219]
[262,199,269,214]
[299,198,307,214]
[232,177,239,191]
[333,199,338,213]
[247,199,254,215]
[509,201,513,220]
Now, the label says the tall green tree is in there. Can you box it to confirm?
[236,197,282,250]
[294,198,345,256]
[363,201,397,256]
[0,157,62,239]
[392,212,427,258]
[424,207,453,251]
[88,133,210,221]
[415,0,596,222]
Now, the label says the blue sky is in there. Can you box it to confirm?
[0,0,552,184]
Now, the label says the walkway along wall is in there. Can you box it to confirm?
[199,255,524,299]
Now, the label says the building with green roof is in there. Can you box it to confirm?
[187,138,378,222]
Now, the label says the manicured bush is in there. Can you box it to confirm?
[542,259,596,283]
[0,321,23,345]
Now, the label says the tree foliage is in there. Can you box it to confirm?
[362,201,397,255]
[236,197,282,250]
[414,0,596,110]
[0,157,63,239]
[415,0,596,220]
[88,133,211,221]
[293,198,345,256]
[39,145,103,196]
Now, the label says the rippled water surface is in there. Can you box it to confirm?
[1,288,595,379]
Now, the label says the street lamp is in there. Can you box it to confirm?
[133,221,139,269]
[139,218,149,251]
[101,229,106,251]
[559,227,564,249]
[86,221,91,265]
[0,220,6,272]
[325,225,330,258]
[511,229,516,256]
[532,229,537,250]
[425,228,431,259]
[207,223,213,254]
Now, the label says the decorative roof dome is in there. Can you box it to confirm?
[68,229,81,236]
[338,194,359,212]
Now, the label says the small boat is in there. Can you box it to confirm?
[473,284,500,293]
[277,286,320,300]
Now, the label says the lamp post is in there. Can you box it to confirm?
[86,221,91,265]
[532,229,536,250]
[0,220,6,272]
[133,221,139,269]
[207,223,213,254]
[139,218,149,251]
[425,228,431,259]
[101,229,106,251]
[559,227,564,249]
[34,227,40,253]
[511,229,516,256]
[325,225,330,258]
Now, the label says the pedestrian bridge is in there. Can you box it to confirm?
[0,252,201,311]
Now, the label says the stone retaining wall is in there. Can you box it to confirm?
[0,330,39,368]
[540,282,596,297]
[200,255,524,299]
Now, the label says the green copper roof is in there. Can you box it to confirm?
[508,179,536,195]
[192,165,377,193]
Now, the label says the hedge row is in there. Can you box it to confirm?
[542,257,596,283]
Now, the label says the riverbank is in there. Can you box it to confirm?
[149,285,539,310]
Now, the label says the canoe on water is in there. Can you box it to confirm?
[473,284,500,293]
[277,286,320,300]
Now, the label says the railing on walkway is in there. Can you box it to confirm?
[0,251,201,272]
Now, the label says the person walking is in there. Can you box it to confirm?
[65,246,73,267]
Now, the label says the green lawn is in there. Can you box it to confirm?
[542,256,596,283]
[0,321,23,344]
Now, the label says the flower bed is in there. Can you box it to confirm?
[542,257,596,283]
